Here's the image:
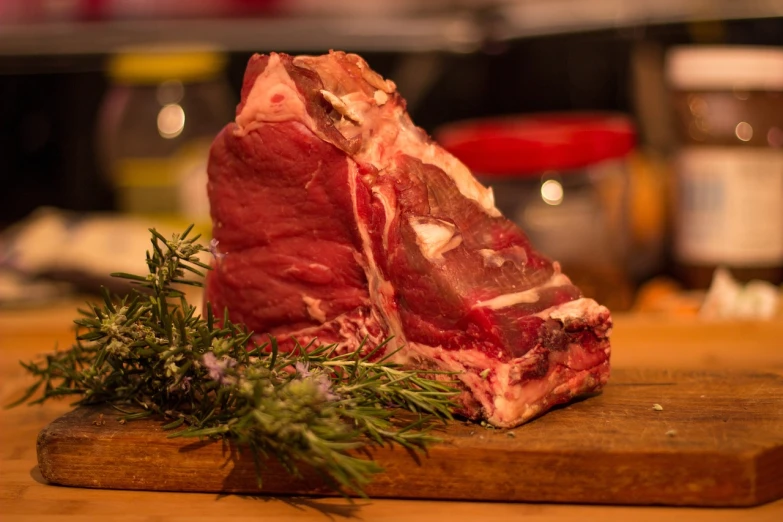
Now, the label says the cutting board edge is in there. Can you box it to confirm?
[755,444,783,505]
[33,462,768,508]
[35,409,776,507]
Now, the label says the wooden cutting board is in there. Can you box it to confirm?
[36,368,783,507]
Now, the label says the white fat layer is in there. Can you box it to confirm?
[302,295,326,323]
[409,217,462,261]
[479,249,506,268]
[478,246,527,268]
[373,90,389,105]
[543,297,609,323]
[234,53,315,136]
[492,388,545,425]
[371,186,395,252]
[402,340,609,428]
[475,289,540,309]
[320,90,363,124]
[534,298,613,347]
[473,272,572,310]
[346,161,408,346]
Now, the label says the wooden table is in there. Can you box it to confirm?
[2,300,783,521]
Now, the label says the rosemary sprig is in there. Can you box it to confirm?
[10,226,458,496]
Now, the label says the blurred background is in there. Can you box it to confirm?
[1,0,782,318]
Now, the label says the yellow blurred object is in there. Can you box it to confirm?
[99,45,233,236]
[108,47,227,84]
[627,151,669,248]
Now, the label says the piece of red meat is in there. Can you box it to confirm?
[206,51,611,428]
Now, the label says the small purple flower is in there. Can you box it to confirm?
[314,373,338,401]
[203,352,236,385]
[295,361,311,378]
[209,238,226,263]
[293,362,336,401]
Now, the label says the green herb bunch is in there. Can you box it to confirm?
[12,226,457,496]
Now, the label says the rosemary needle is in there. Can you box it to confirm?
[10,226,458,497]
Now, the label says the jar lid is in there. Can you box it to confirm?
[108,44,227,84]
[666,46,783,91]
[435,113,635,177]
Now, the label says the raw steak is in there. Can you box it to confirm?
[206,51,612,428]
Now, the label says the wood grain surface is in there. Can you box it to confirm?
[36,368,783,507]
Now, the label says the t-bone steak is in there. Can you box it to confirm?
[205,51,612,428]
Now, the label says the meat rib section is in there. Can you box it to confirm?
[206,51,612,428]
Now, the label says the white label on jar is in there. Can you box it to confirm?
[676,147,783,266]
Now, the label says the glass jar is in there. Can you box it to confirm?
[437,113,636,310]
[97,45,235,235]
[666,46,783,288]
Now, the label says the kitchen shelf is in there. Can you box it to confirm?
[0,0,780,56]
